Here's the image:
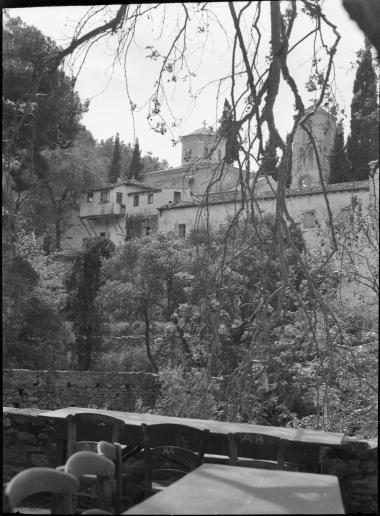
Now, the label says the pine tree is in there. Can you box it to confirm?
[329,123,351,183]
[127,139,143,180]
[347,38,379,181]
[261,136,278,179]
[108,133,121,183]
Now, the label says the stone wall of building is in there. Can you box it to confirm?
[157,181,370,247]
[125,213,159,239]
[2,407,377,513]
[3,369,159,412]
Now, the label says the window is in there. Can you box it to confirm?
[99,232,106,237]
[100,190,109,203]
[87,191,93,203]
[184,147,192,162]
[204,146,209,158]
[133,195,139,207]
[145,226,151,235]
[303,210,316,228]
[174,191,181,203]
[148,193,154,204]
[116,192,123,204]
[178,224,186,238]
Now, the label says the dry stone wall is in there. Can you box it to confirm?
[3,408,56,482]
[3,369,159,411]
[323,439,378,514]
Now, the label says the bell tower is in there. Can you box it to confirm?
[291,106,337,187]
[180,122,226,166]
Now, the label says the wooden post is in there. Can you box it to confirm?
[228,434,238,465]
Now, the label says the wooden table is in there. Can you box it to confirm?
[122,464,345,514]
[38,407,344,469]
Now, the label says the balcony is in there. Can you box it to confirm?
[80,202,126,219]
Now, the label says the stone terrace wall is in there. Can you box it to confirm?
[3,369,159,411]
[3,408,56,482]
[3,407,378,513]
[323,438,378,514]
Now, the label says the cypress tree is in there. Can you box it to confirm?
[108,133,121,183]
[65,237,115,370]
[347,38,379,181]
[127,139,143,180]
[329,122,351,183]
[218,98,239,164]
[276,133,292,187]
[261,135,278,179]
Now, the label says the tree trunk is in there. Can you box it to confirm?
[76,334,92,370]
[144,307,158,373]
[55,219,62,250]
[172,319,193,367]
[166,276,176,319]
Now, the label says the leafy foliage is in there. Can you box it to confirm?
[94,208,377,438]
[21,128,106,249]
[3,230,73,369]
[153,366,222,419]
[97,235,188,373]
[3,15,88,198]
[96,218,320,423]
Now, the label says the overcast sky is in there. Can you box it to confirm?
[7,2,366,167]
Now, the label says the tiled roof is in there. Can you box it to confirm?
[123,179,153,188]
[191,126,215,135]
[181,126,216,138]
[127,187,161,195]
[286,180,369,197]
[158,180,369,211]
[87,179,155,192]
